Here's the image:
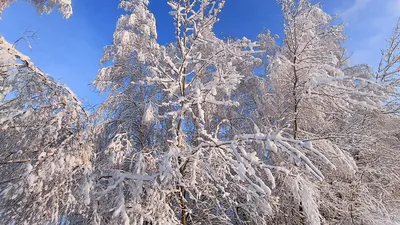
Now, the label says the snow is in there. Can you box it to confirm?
[2,0,400,224]
[142,103,155,124]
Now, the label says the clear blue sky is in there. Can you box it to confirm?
[0,0,399,107]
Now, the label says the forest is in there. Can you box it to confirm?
[0,0,400,224]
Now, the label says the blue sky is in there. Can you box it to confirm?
[0,0,399,107]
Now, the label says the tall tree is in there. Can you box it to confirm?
[0,36,92,224]
[260,1,400,224]
[2,0,399,224]
[90,0,335,224]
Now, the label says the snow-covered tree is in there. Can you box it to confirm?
[0,36,92,224]
[0,2,93,223]
[89,0,336,224]
[1,0,399,224]
[254,1,400,224]
[312,19,400,225]
[0,0,72,18]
